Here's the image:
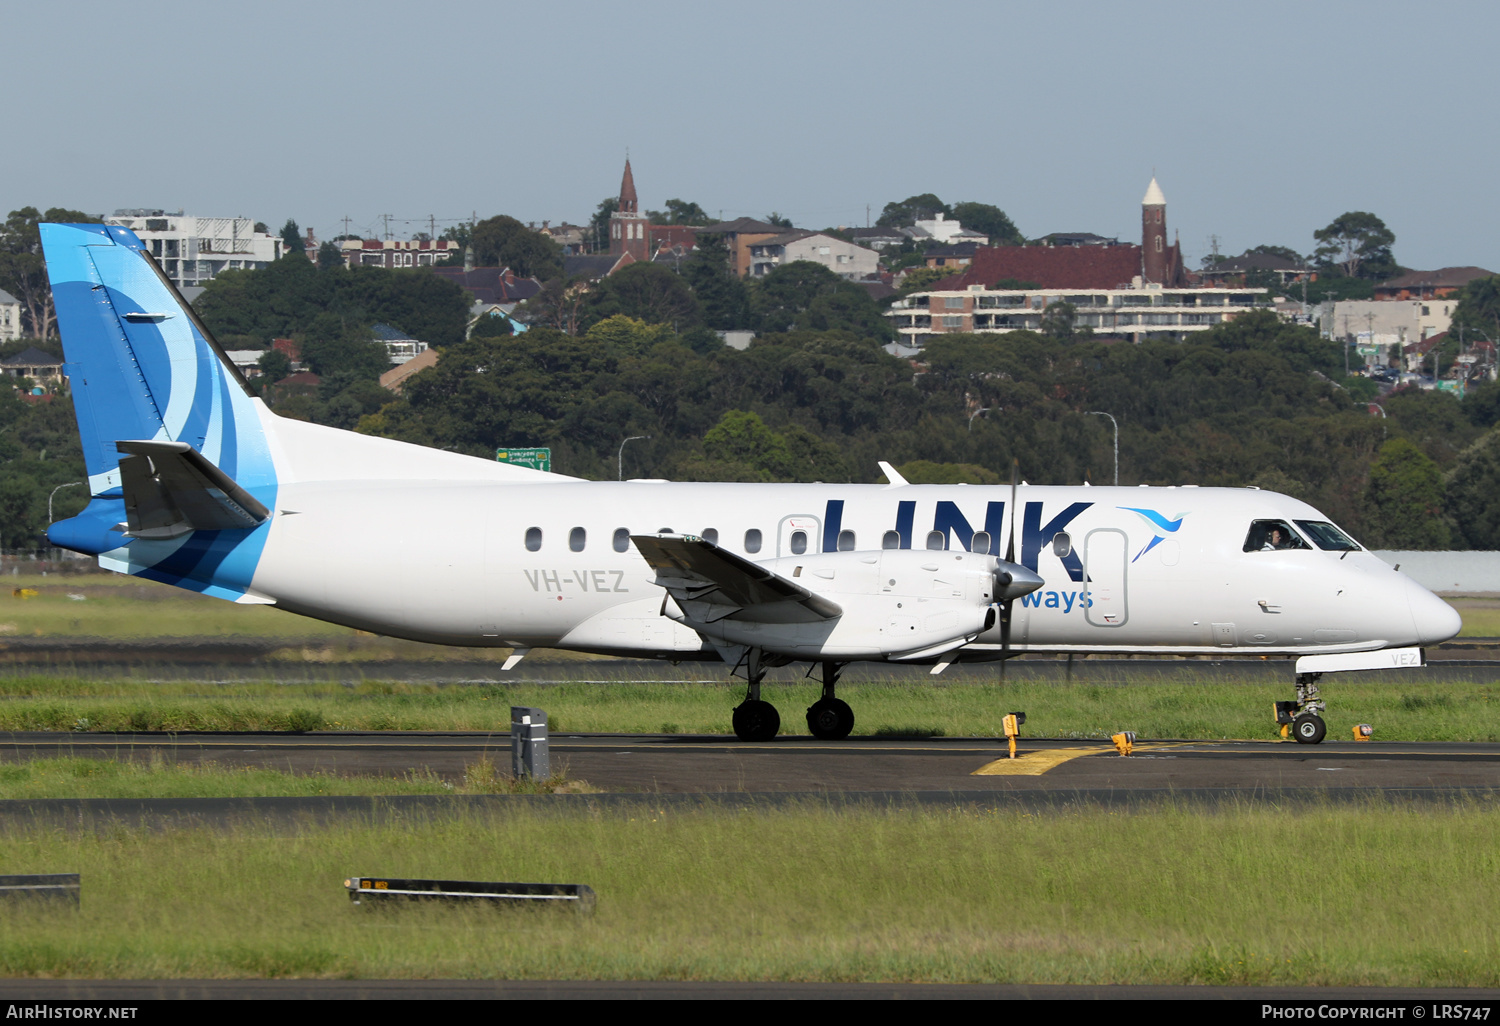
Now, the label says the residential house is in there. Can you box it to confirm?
[1374,267,1495,301]
[1198,252,1314,287]
[0,289,21,342]
[904,213,987,247]
[695,217,792,277]
[0,346,65,383]
[747,230,878,279]
[105,209,282,289]
[339,237,460,269]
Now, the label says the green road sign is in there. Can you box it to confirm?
[495,447,551,472]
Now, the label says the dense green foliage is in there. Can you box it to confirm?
[195,254,471,349]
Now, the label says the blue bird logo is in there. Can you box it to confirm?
[1119,507,1188,562]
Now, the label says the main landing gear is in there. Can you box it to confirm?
[731,647,784,742]
[805,661,854,740]
[1275,672,1328,745]
[728,651,853,742]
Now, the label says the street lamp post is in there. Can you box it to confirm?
[618,435,651,481]
[48,481,84,524]
[1084,411,1119,486]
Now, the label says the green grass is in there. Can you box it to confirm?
[0,802,1495,983]
[0,754,591,800]
[2,674,1496,742]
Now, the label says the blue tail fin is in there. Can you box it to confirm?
[41,223,278,600]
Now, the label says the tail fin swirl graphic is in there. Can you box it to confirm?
[41,223,278,601]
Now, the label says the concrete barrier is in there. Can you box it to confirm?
[1372,551,1500,594]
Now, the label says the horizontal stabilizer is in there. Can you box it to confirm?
[631,534,842,625]
[116,440,271,539]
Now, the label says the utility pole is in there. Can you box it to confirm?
[382,214,392,241]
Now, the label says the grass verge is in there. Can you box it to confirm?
[0,801,1495,984]
[0,754,593,799]
[0,674,1495,741]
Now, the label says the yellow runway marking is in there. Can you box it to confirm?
[972,748,1101,776]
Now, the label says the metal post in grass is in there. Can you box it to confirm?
[511,706,549,780]
[0,874,80,905]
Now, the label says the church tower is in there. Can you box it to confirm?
[609,159,650,260]
[1141,176,1168,284]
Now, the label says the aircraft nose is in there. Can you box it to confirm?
[1408,582,1462,646]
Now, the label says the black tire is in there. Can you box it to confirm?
[806,698,855,740]
[732,700,780,742]
[1292,713,1326,745]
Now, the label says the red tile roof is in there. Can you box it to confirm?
[946,245,1145,290]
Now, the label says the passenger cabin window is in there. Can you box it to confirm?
[613,528,629,552]
[1051,532,1072,558]
[1295,520,1361,551]
[745,528,762,554]
[926,530,946,550]
[972,531,992,554]
[790,530,808,555]
[837,529,855,551]
[702,528,719,545]
[569,527,586,552]
[1243,520,1310,552]
[882,530,900,550]
[525,527,542,552]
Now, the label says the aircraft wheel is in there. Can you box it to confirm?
[733,700,780,742]
[1292,713,1326,745]
[806,698,854,740]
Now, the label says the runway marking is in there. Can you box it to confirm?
[971,748,1101,776]
[970,741,1201,776]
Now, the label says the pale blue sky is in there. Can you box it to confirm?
[10,0,1497,271]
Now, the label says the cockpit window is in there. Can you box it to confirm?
[1243,520,1310,552]
[1295,520,1361,551]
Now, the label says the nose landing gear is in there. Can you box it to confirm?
[1276,672,1327,744]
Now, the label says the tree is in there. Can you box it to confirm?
[751,261,892,339]
[1041,301,1079,342]
[950,201,1024,245]
[1446,428,1500,549]
[898,266,962,295]
[763,212,793,229]
[1246,244,1305,265]
[1363,437,1451,548]
[588,197,618,254]
[469,215,564,279]
[280,219,306,256]
[1448,275,1500,352]
[1313,212,1396,279]
[583,262,700,331]
[257,348,292,383]
[683,232,752,330]
[645,199,712,226]
[0,206,101,339]
[316,240,343,271]
[876,194,948,229]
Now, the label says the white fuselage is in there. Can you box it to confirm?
[246,417,1461,664]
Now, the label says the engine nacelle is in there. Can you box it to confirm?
[664,548,1043,662]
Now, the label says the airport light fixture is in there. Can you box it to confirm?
[1084,411,1119,486]
[618,435,651,481]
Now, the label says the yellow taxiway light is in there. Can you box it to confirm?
[1002,711,1026,759]
[1352,724,1373,741]
[1112,731,1136,756]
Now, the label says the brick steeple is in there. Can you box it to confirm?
[1141,176,1168,284]
[619,159,638,215]
[609,158,649,259]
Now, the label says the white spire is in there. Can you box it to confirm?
[1142,177,1166,206]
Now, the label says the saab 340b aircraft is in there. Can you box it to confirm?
[39,223,1461,744]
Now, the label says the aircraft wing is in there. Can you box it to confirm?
[631,534,843,625]
[116,440,272,539]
